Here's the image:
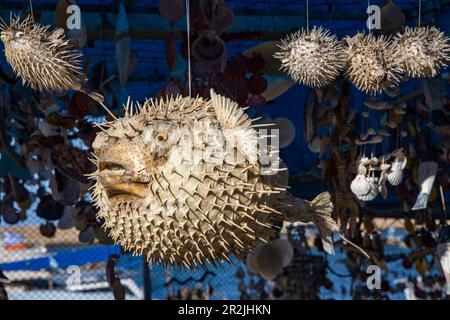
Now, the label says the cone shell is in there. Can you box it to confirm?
[275,27,346,88]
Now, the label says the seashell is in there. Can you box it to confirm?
[79,226,95,243]
[255,242,284,280]
[201,0,235,33]
[37,195,64,221]
[245,245,261,274]
[2,202,19,224]
[164,31,177,70]
[159,0,184,25]
[247,94,266,109]
[387,162,404,186]
[58,206,76,230]
[357,177,379,201]
[350,174,371,197]
[272,117,296,149]
[272,239,293,267]
[380,0,405,35]
[51,144,95,184]
[40,222,56,238]
[308,136,321,153]
[192,31,227,65]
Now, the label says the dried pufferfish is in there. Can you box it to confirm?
[89,90,340,269]
[0,15,103,103]
[344,33,403,95]
[275,27,346,88]
[393,26,450,78]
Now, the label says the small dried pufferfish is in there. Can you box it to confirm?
[0,15,103,103]
[89,90,337,269]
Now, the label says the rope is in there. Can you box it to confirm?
[185,0,192,97]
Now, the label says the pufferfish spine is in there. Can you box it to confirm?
[0,15,103,103]
[89,90,339,269]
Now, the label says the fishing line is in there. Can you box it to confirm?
[29,0,34,24]
[306,0,309,33]
[418,0,422,27]
[185,0,192,97]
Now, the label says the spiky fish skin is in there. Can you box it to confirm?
[0,15,86,93]
[393,26,450,79]
[274,27,346,88]
[90,92,335,270]
[344,33,404,95]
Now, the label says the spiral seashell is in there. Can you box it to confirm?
[351,174,371,197]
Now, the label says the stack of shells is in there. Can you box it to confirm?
[350,150,407,202]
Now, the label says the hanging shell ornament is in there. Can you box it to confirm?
[387,155,407,186]
[274,27,346,88]
[0,15,103,103]
[393,26,450,78]
[344,33,403,94]
[350,174,371,200]
[89,90,337,269]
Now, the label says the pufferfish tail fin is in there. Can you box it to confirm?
[79,88,105,104]
[308,192,370,259]
[277,191,370,259]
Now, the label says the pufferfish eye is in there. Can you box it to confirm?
[15,31,24,38]
[156,131,168,142]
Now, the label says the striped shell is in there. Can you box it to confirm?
[350,174,371,197]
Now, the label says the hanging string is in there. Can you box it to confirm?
[306,0,309,33]
[185,0,192,97]
[418,0,422,27]
[29,0,34,24]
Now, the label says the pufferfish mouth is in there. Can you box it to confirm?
[98,162,152,200]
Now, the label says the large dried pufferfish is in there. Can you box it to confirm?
[0,15,103,103]
[89,90,341,269]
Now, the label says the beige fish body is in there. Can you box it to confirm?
[0,15,103,103]
[90,91,336,269]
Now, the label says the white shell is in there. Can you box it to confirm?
[387,164,404,186]
[308,136,321,153]
[350,174,371,196]
[357,177,379,201]
[273,117,296,149]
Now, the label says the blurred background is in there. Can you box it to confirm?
[0,0,449,300]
